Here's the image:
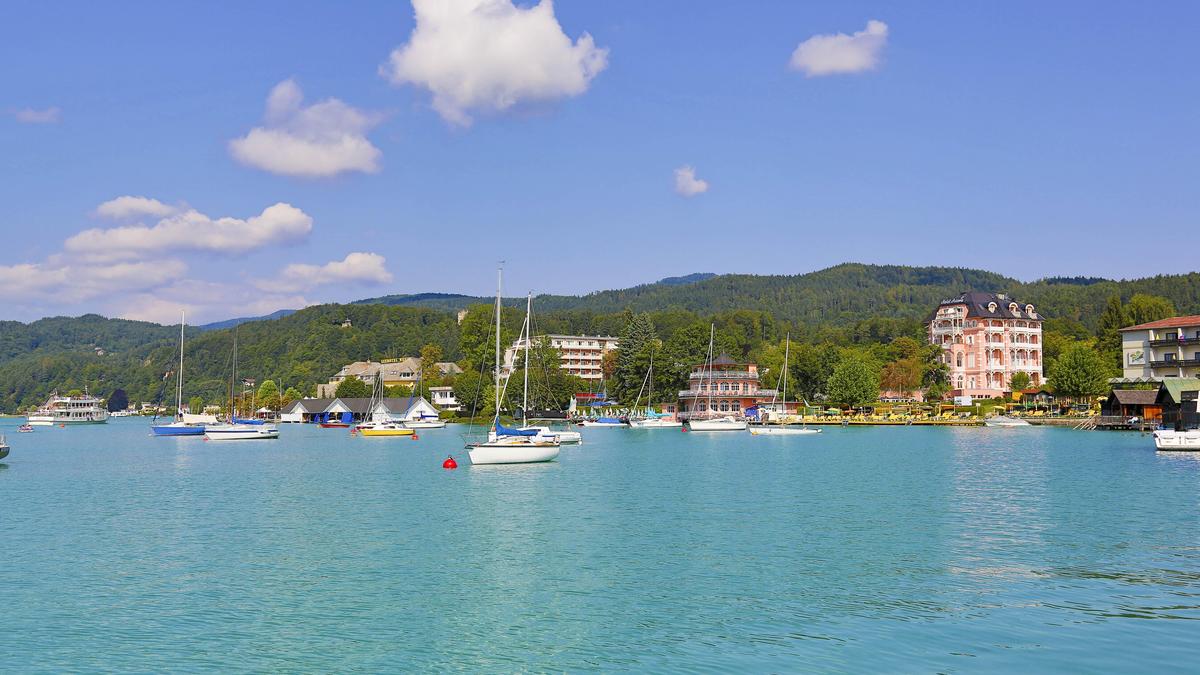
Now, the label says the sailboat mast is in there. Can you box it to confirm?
[494,267,502,423]
[177,310,185,420]
[706,323,715,417]
[522,292,531,425]
[782,333,790,406]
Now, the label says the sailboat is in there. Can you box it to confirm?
[748,333,820,436]
[686,324,748,431]
[513,293,581,444]
[404,365,445,429]
[354,374,415,437]
[151,310,206,436]
[629,351,681,429]
[467,270,561,465]
[204,326,280,441]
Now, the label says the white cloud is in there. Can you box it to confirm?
[382,0,608,126]
[674,165,709,197]
[229,79,383,178]
[257,252,393,292]
[94,196,178,220]
[64,201,313,262]
[11,107,61,124]
[0,259,187,301]
[116,279,312,325]
[789,20,888,77]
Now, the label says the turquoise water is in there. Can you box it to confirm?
[2,419,1198,672]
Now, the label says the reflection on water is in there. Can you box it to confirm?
[0,419,1198,671]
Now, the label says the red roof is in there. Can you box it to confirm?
[1120,315,1200,331]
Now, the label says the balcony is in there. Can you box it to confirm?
[1150,337,1200,347]
[679,389,758,398]
[689,370,754,380]
[1150,358,1200,368]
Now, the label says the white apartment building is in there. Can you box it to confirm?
[503,334,619,381]
[1120,315,1200,379]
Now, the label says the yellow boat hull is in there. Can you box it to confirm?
[358,428,414,437]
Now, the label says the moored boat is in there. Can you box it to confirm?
[17,424,33,433]
[581,417,626,427]
[152,310,205,437]
[1153,429,1200,451]
[688,416,748,431]
[355,422,415,437]
[629,417,681,429]
[0,435,9,460]
[747,334,820,436]
[466,271,560,465]
[27,390,108,425]
[984,415,1031,427]
[204,424,280,441]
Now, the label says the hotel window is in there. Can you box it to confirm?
[1166,332,1178,341]
[1165,353,1177,362]
[956,353,963,367]
[719,401,729,412]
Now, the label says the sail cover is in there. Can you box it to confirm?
[495,422,538,436]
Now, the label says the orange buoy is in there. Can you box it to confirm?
[59,424,66,428]
[442,456,458,469]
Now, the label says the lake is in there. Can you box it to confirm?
[1,419,1197,672]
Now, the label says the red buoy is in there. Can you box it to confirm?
[411,433,419,441]
[442,456,458,469]
[681,424,688,432]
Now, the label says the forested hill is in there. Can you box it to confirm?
[3,263,1200,411]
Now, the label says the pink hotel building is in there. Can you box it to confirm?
[927,292,1045,399]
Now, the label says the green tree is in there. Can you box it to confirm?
[106,388,128,412]
[826,355,880,407]
[1048,344,1110,399]
[256,379,281,410]
[880,358,922,396]
[789,343,840,402]
[334,375,371,398]
[614,314,658,403]
[1126,293,1175,327]
[1009,371,1032,392]
[417,343,444,398]
[281,387,302,408]
[188,395,204,414]
[384,384,414,398]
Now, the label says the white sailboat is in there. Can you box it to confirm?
[629,351,681,429]
[749,333,820,436]
[468,270,560,465]
[205,327,279,441]
[511,293,580,444]
[151,310,206,437]
[686,324,748,432]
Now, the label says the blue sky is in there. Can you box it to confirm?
[2,1,1197,324]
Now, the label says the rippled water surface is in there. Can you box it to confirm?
[2,420,1198,672]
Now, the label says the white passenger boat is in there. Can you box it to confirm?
[688,416,748,432]
[984,415,1031,427]
[204,424,280,441]
[1153,429,1200,451]
[27,390,109,425]
[466,272,560,465]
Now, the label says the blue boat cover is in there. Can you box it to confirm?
[495,422,538,436]
[341,412,353,424]
[596,416,622,424]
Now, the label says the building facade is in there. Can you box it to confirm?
[1120,315,1200,379]
[677,354,779,419]
[927,292,1044,399]
[503,334,619,381]
[428,386,460,411]
[317,358,463,397]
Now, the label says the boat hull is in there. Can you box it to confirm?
[688,417,748,431]
[1153,430,1200,451]
[404,420,446,429]
[204,425,280,441]
[319,422,350,428]
[0,445,8,460]
[984,416,1032,427]
[151,423,205,437]
[748,425,821,436]
[357,426,414,437]
[27,416,108,426]
[629,419,682,429]
[468,443,560,464]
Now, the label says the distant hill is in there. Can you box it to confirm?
[4,262,1200,411]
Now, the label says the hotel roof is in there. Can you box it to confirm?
[928,291,1042,321]
[1119,315,1200,332]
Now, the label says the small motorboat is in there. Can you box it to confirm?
[0,435,9,460]
[748,424,821,436]
[580,417,626,427]
[628,418,682,429]
[17,424,33,433]
[319,421,350,428]
[1153,429,1200,451]
[983,416,1031,427]
[519,425,582,444]
[404,418,446,429]
[355,422,414,437]
[204,424,280,441]
[151,421,206,437]
[687,416,748,432]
